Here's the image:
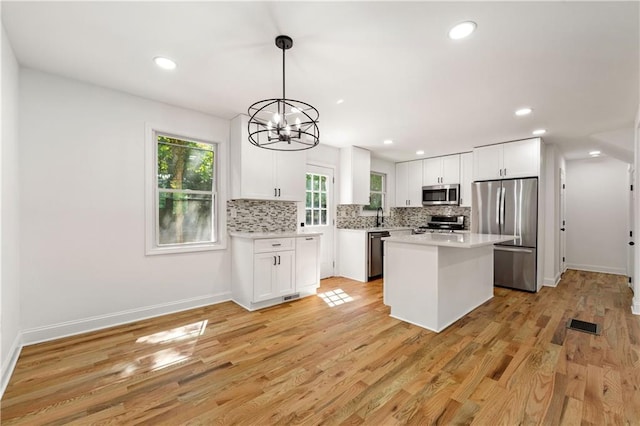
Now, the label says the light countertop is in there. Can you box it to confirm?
[229,231,322,239]
[338,227,414,232]
[383,233,516,249]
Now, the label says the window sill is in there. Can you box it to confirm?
[146,241,226,256]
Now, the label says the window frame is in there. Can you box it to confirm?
[362,171,386,215]
[145,124,224,255]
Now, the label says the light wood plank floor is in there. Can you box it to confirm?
[2,269,639,425]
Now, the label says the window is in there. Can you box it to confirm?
[147,129,219,254]
[305,172,328,226]
[363,172,385,211]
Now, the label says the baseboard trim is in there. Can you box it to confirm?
[1,332,23,398]
[21,292,232,346]
[543,272,562,287]
[632,296,640,315]
[565,263,627,276]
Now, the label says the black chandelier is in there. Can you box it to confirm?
[248,35,320,151]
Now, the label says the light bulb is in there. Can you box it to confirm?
[285,125,291,135]
[273,113,281,125]
[295,117,301,130]
[267,120,273,130]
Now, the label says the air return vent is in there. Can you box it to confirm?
[566,318,600,335]
[283,293,300,302]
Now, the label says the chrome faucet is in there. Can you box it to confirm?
[375,207,384,227]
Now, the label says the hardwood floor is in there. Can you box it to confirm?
[2,269,639,425]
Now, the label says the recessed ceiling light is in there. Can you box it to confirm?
[449,21,477,40]
[336,99,344,104]
[416,150,425,155]
[515,108,533,116]
[154,56,177,70]
[383,139,393,145]
[532,129,546,135]
[589,150,601,157]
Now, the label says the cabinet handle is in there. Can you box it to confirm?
[277,255,281,265]
[273,256,277,265]
[274,188,277,197]
[305,237,313,240]
[272,243,281,247]
[278,188,281,197]
[499,169,502,177]
[504,168,507,176]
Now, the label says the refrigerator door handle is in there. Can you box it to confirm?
[495,246,534,254]
[499,186,506,234]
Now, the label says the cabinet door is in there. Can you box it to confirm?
[473,144,503,181]
[407,160,423,206]
[441,154,460,184]
[459,152,473,207]
[502,138,540,178]
[275,150,306,201]
[395,162,409,207]
[253,252,276,302]
[422,157,441,186]
[296,237,319,289]
[275,251,295,296]
[242,144,277,199]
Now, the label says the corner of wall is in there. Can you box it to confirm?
[0,332,23,398]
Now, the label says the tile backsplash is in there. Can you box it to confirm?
[227,200,297,233]
[336,204,471,229]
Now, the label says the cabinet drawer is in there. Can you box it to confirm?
[254,238,295,253]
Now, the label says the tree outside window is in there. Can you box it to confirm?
[156,135,216,245]
[363,172,385,211]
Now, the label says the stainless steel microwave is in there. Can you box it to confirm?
[422,184,460,206]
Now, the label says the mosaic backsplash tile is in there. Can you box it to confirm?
[336,205,403,229]
[227,200,297,233]
[336,204,471,229]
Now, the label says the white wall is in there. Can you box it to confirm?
[1,23,22,393]
[566,156,629,275]
[19,69,231,343]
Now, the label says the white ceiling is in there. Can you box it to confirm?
[2,1,638,163]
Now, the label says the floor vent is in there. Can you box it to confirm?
[566,318,601,335]
[283,293,300,302]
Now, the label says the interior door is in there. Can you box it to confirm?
[628,167,635,288]
[305,164,335,278]
[560,169,567,273]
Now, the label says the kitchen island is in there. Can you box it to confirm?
[383,233,515,332]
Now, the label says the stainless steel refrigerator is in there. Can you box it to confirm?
[472,178,538,292]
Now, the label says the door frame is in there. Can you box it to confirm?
[305,161,336,278]
[560,167,567,274]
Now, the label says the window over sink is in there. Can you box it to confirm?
[363,172,386,212]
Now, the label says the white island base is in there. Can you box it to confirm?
[383,233,514,333]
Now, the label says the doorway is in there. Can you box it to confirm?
[305,164,335,278]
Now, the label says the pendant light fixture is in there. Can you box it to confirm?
[248,35,320,151]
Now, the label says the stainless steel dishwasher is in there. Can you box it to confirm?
[368,230,390,280]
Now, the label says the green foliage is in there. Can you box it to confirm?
[157,135,214,191]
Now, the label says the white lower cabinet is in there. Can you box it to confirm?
[232,235,321,310]
[253,251,295,302]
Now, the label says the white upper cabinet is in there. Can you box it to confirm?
[423,154,460,185]
[340,146,370,205]
[230,115,306,201]
[473,138,541,181]
[395,160,423,207]
[459,152,473,207]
